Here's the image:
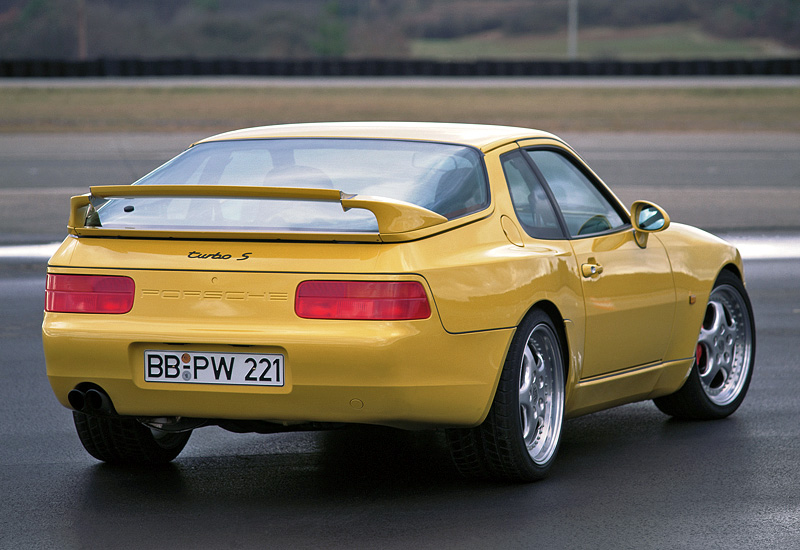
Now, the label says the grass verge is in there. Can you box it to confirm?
[410,23,797,60]
[2,85,799,133]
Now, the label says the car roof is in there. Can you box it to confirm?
[196,122,560,153]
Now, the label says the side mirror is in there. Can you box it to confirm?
[631,200,670,248]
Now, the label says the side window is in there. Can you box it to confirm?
[501,150,564,239]
[526,149,626,237]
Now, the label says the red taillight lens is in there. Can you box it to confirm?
[295,281,431,320]
[45,274,135,314]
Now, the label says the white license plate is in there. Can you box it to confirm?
[144,350,284,387]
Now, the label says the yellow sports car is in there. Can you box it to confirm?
[43,122,755,481]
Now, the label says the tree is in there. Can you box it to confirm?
[312,1,348,57]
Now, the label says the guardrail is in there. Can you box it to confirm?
[2,57,799,78]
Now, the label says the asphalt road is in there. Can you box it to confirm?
[1,256,798,549]
[4,76,800,89]
[1,130,799,548]
[2,132,800,244]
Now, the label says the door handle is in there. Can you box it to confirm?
[581,263,604,278]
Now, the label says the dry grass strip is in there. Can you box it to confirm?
[2,86,799,133]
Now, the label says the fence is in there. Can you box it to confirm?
[2,57,799,78]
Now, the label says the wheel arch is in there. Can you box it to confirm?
[719,262,743,282]
[522,299,571,382]
[470,301,568,481]
[653,266,756,419]
[715,264,757,345]
[473,299,572,431]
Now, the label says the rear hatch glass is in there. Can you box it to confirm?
[93,138,489,234]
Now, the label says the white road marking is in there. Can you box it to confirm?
[721,235,800,260]
[0,242,63,259]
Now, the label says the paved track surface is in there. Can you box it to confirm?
[3,76,800,88]
[1,128,798,549]
[1,256,798,549]
[2,132,799,244]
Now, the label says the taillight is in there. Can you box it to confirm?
[295,281,431,320]
[45,274,135,314]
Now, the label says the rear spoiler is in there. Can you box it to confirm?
[68,185,449,242]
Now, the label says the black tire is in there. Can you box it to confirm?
[445,426,490,479]
[448,309,566,482]
[73,411,191,465]
[654,270,755,420]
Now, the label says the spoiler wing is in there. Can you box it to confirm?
[68,185,448,241]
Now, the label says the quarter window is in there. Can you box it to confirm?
[501,151,564,239]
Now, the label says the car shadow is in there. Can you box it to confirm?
[64,404,752,548]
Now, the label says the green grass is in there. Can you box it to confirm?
[2,85,799,133]
[411,23,797,60]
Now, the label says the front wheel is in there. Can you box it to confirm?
[73,411,191,465]
[448,310,565,482]
[654,270,755,420]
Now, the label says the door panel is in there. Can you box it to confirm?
[515,146,678,379]
[571,231,676,378]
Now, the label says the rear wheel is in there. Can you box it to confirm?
[654,270,755,420]
[445,426,490,479]
[448,310,565,482]
[73,411,191,465]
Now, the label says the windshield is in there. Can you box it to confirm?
[95,138,489,234]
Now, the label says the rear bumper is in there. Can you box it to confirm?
[43,314,513,429]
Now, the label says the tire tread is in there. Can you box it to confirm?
[73,411,190,465]
[459,309,565,482]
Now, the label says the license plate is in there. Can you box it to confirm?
[144,350,285,387]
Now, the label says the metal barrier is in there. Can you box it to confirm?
[2,57,799,78]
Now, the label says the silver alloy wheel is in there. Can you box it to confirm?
[519,323,564,465]
[696,284,754,406]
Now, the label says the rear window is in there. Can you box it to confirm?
[94,138,489,233]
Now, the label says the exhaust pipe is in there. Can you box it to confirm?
[85,388,114,414]
[67,389,86,411]
[68,386,116,415]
